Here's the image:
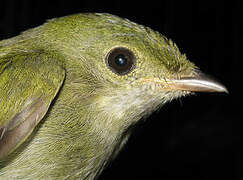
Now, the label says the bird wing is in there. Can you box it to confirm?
[0,51,65,159]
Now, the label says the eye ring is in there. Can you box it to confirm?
[105,47,137,75]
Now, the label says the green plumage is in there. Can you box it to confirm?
[0,13,226,179]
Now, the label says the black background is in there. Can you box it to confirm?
[0,0,240,179]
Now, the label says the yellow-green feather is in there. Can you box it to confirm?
[0,13,196,179]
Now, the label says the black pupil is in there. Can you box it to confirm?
[115,54,127,66]
[106,47,136,75]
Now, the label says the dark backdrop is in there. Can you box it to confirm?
[0,0,240,179]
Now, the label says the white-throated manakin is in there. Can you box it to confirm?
[0,13,227,179]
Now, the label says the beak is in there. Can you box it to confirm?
[165,71,228,93]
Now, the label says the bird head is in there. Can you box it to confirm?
[41,13,227,132]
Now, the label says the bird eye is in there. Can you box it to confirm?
[106,47,136,75]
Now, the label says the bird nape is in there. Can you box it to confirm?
[0,13,227,179]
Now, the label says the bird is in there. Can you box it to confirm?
[0,13,227,179]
